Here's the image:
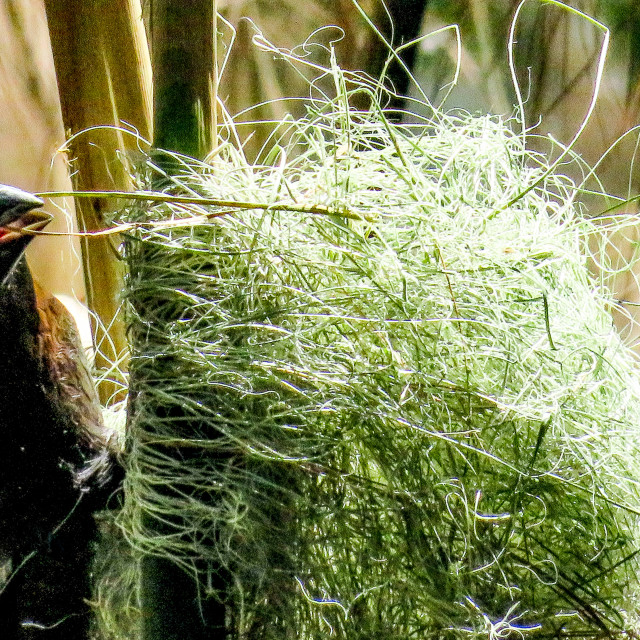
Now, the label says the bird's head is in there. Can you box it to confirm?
[0,186,52,286]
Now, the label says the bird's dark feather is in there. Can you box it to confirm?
[0,186,120,639]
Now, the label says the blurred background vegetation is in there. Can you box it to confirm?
[0,0,638,363]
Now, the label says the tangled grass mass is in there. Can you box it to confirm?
[104,66,640,639]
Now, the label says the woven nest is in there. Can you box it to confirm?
[99,63,640,639]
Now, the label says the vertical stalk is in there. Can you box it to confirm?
[44,0,152,404]
[136,2,225,638]
[151,0,214,159]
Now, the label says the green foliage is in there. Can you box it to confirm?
[100,59,640,639]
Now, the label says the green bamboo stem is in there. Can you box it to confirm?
[136,2,226,638]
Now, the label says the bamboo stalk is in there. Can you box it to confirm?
[151,0,214,160]
[136,2,224,638]
[44,0,152,403]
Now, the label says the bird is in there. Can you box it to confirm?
[0,185,119,639]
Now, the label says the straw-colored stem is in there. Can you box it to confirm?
[44,0,152,404]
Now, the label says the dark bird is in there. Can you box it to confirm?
[0,185,119,639]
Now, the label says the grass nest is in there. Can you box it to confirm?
[99,60,640,639]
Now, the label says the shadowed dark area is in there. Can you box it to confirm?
[0,185,119,639]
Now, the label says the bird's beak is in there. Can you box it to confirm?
[0,187,51,286]
[0,209,52,245]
